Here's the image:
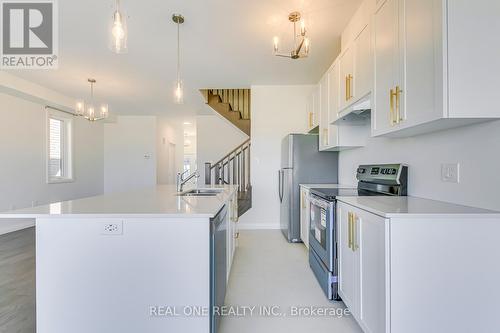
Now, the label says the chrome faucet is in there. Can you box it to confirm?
[176,170,200,192]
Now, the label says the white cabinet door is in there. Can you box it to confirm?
[306,93,314,131]
[373,0,399,135]
[357,207,388,333]
[299,187,310,248]
[353,24,372,102]
[339,202,388,332]
[447,0,500,118]
[319,74,330,151]
[312,85,320,129]
[227,194,238,278]
[328,62,340,123]
[339,46,354,111]
[337,202,358,315]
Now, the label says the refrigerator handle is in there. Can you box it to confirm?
[278,169,283,203]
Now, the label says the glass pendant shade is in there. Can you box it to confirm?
[174,80,184,104]
[75,100,85,116]
[110,1,127,54]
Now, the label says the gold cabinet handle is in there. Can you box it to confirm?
[395,85,402,123]
[345,76,349,101]
[308,112,313,128]
[348,212,353,250]
[390,88,397,126]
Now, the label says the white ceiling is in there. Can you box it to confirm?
[8,0,362,116]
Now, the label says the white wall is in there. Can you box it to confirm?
[0,92,104,234]
[104,116,157,193]
[239,85,314,229]
[156,117,185,184]
[196,113,249,184]
[339,120,500,211]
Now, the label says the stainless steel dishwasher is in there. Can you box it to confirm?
[210,205,227,333]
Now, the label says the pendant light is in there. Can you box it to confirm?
[75,79,109,122]
[172,14,184,104]
[110,0,127,54]
[273,11,310,59]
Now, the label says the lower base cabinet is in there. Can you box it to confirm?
[337,201,500,333]
[338,202,387,333]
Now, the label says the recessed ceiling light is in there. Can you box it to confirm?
[183,122,191,125]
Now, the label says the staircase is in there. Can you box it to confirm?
[200,89,251,136]
[204,139,252,217]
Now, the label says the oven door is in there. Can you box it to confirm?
[309,194,334,271]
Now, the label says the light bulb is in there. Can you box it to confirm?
[100,104,109,119]
[304,37,310,55]
[87,105,95,121]
[273,36,279,54]
[174,81,183,104]
[110,7,127,54]
[75,100,84,115]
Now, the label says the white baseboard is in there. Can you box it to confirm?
[237,223,280,230]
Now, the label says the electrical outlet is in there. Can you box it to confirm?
[100,221,123,235]
[441,163,460,183]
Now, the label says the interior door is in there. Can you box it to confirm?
[373,0,398,135]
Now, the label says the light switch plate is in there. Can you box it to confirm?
[441,163,460,183]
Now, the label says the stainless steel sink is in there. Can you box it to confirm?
[179,189,224,197]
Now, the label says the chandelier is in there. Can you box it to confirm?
[75,79,109,122]
[273,11,310,59]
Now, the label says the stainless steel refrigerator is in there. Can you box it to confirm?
[279,134,338,242]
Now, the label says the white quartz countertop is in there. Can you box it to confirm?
[299,184,356,190]
[337,196,500,218]
[0,185,238,219]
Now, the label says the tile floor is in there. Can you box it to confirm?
[220,230,363,333]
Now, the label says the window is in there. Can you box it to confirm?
[47,111,73,183]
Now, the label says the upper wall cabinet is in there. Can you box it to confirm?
[373,0,500,137]
[319,62,369,152]
[306,85,319,132]
[338,13,373,115]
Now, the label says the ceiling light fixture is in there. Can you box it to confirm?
[273,11,310,59]
[110,0,127,54]
[75,79,109,122]
[172,14,185,104]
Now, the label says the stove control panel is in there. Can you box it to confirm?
[357,164,407,184]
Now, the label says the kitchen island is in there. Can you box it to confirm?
[0,185,239,333]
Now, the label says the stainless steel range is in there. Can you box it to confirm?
[308,164,408,300]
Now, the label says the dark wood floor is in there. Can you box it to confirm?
[0,227,35,333]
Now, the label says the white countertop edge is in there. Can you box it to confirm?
[0,213,218,219]
[337,196,500,219]
[0,185,237,220]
